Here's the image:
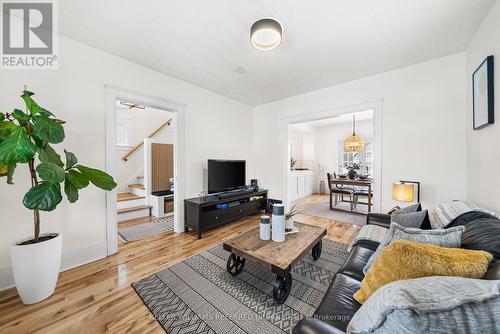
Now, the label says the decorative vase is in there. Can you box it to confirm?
[319,180,326,194]
[348,169,357,179]
[285,219,294,230]
[271,204,285,242]
[11,233,62,305]
[260,215,271,240]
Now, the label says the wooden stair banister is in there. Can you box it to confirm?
[122,118,172,161]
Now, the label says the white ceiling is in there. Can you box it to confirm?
[59,0,494,106]
[291,110,374,133]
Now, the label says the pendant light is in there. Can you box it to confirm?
[344,115,365,152]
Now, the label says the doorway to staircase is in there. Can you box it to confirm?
[116,103,175,243]
[105,87,185,256]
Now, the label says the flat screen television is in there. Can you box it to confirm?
[208,159,246,194]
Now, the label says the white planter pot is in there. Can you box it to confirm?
[11,233,62,305]
[285,219,294,230]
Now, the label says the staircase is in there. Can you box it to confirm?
[117,175,152,222]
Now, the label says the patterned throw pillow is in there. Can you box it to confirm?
[390,210,428,228]
[362,223,464,274]
[353,240,493,304]
[396,203,421,214]
[348,276,500,334]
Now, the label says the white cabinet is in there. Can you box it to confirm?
[288,170,314,202]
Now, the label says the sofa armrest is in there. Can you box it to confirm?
[293,318,346,334]
[366,213,391,228]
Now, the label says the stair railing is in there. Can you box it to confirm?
[122,118,172,161]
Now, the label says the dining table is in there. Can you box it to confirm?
[329,178,373,214]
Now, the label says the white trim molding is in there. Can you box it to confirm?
[280,100,383,212]
[104,86,186,256]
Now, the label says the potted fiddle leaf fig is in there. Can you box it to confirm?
[0,90,116,305]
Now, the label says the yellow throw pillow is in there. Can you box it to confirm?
[353,240,493,304]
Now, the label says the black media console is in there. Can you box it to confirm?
[184,189,268,239]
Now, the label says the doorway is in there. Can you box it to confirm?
[105,87,185,256]
[281,101,382,223]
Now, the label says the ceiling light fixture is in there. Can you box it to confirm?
[250,18,282,51]
[344,115,365,153]
[120,100,145,110]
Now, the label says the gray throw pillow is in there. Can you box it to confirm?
[362,223,464,274]
[396,203,421,214]
[347,276,500,334]
[390,210,428,228]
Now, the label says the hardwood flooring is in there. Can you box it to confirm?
[0,194,359,334]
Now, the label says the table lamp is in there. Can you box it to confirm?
[392,180,420,203]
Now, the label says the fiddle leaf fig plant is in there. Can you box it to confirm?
[0,90,117,243]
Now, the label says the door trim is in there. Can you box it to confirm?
[280,100,383,212]
[104,85,186,256]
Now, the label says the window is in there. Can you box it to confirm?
[116,123,128,146]
[338,138,373,175]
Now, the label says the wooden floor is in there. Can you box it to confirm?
[0,194,360,334]
[117,192,144,202]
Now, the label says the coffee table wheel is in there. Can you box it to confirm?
[273,272,292,304]
[312,240,322,260]
[227,253,245,276]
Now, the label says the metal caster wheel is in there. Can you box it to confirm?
[312,240,322,260]
[226,253,245,276]
[273,272,292,304]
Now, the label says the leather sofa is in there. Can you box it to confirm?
[293,211,500,334]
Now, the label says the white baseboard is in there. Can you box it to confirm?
[0,241,108,292]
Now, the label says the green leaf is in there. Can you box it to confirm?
[36,162,65,183]
[11,109,30,125]
[23,182,62,211]
[36,145,64,167]
[39,108,54,117]
[64,175,79,203]
[21,90,42,116]
[32,115,64,145]
[6,163,16,184]
[65,170,89,189]
[0,163,15,184]
[0,121,16,140]
[0,127,36,164]
[0,113,5,121]
[75,164,116,190]
[64,149,77,169]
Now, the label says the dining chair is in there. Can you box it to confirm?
[327,173,354,210]
[353,188,373,210]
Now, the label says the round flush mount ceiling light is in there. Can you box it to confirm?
[250,18,282,51]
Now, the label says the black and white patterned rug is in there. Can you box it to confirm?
[118,215,174,243]
[132,239,349,333]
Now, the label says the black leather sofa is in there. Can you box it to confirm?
[293,210,500,334]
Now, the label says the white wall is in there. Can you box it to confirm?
[465,1,500,212]
[314,118,373,181]
[253,53,467,211]
[289,127,315,169]
[115,106,174,192]
[289,128,304,162]
[0,34,253,290]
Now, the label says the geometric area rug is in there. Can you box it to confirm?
[132,239,349,333]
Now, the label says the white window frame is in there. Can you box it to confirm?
[338,138,374,175]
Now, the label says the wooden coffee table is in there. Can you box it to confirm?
[222,222,327,304]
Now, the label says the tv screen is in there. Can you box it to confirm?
[208,159,246,194]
